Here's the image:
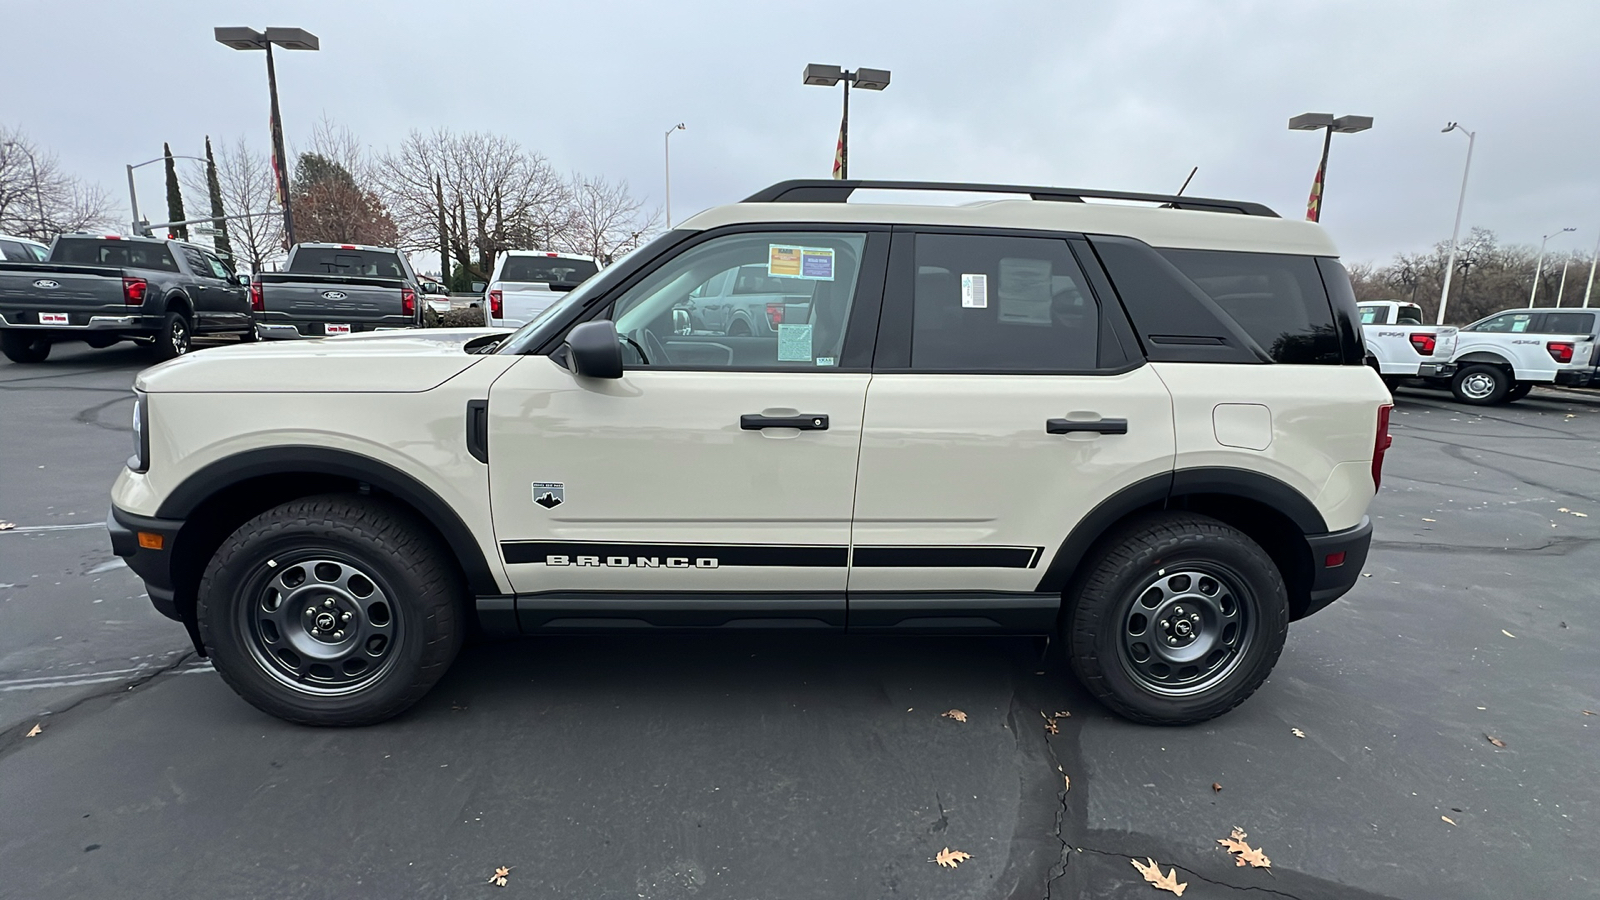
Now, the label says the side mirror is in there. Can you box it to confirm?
[235,274,251,287]
[562,320,624,379]
[672,307,691,335]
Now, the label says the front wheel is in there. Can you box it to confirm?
[1451,363,1510,405]
[197,495,465,726]
[1,330,50,363]
[1065,513,1288,725]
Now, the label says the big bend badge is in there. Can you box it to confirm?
[532,482,564,509]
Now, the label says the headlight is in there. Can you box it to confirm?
[128,391,149,472]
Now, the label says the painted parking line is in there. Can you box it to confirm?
[0,660,214,692]
[0,523,106,534]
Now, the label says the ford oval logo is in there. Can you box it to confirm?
[321,290,348,301]
[33,279,60,289]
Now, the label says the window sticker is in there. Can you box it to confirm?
[816,356,836,366]
[998,257,1053,325]
[778,323,813,360]
[1511,315,1530,333]
[961,273,988,308]
[768,244,835,281]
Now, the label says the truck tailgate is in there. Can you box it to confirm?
[0,262,130,322]
[255,274,411,333]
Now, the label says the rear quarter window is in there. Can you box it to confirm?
[1542,311,1596,335]
[1158,249,1342,365]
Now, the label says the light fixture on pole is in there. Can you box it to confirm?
[215,26,320,246]
[1529,227,1576,306]
[125,153,207,235]
[1,141,48,234]
[663,123,685,229]
[1288,113,1372,222]
[803,64,891,180]
[1435,122,1476,324]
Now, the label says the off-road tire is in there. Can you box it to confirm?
[150,311,191,362]
[1450,363,1510,405]
[1065,512,1289,726]
[0,331,50,363]
[197,495,465,726]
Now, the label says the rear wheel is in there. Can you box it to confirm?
[1505,382,1533,402]
[197,495,465,726]
[1,330,50,363]
[726,319,752,337]
[1065,512,1288,725]
[1451,363,1510,405]
[150,312,191,361]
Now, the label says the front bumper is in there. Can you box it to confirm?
[108,505,185,622]
[1299,516,1373,619]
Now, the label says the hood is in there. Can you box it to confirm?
[135,328,515,393]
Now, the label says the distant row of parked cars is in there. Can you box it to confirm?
[0,232,602,363]
[1360,299,1598,404]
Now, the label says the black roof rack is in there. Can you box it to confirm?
[741,179,1279,218]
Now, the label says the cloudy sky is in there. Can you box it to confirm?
[5,0,1598,263]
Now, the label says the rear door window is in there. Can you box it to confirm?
[1158,249,1340,364]
[1540,311,1596,335]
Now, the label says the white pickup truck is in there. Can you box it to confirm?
[1358,300,1458,386]
[1441,307,1600,404]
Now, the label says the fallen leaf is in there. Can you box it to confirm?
[25,724,42,737]
[1291,728,1306,738]
[0,522,15,531]
[1216,826,1272,869]
[941,709,968,723]
[1053,710,1071,719]
[1422,518,1436,522]
[1559,507,1571,513]
[1501,630,1516,638]
[1361,573,1372,578]
[1063,774,1071,793]
[934,847,973,868]
[1211,782,1223,793]
[1130,857,1187,895]
[1574,512,1589,518]
[1041,710,1061,735]
[1441,816,1457,826]
[1582,710,1596,716]
[487,866,512,887]
[1485,734,1506,748]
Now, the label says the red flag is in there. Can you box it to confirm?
[1305,161,1324,222]
[831,118,845,179]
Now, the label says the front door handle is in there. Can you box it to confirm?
[742,414,829,431]
[1047,417,1127,435]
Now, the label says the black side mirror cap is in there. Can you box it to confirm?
[563,320,624,379]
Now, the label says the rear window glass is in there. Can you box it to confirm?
[1158,249,1340,364]
[500,256,598,286]
[52,239,179,272]
[1542,312,1596,334]
[289,248,406,279]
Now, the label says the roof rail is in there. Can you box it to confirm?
[742,179,1280,218]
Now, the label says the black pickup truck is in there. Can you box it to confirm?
[253,243,421,339]
[0,235,253,363]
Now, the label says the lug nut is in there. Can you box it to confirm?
[342,612,353,622]
[333,630,345,639]
[1174,605,1184,615]
[1168,637,1177,645]
[305,607,316,616]
[1191,613,1201,622]
[324,599,335,608]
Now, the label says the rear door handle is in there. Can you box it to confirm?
[1046,417,1127,435]
[742,414,829,431]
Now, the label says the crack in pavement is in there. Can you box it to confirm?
[0,650,196,761]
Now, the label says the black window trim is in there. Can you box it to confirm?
[542,222,892,374]
[871,224,1146,376]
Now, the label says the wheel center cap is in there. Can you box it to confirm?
[314,611,338,632]
[1174,620,1194,638]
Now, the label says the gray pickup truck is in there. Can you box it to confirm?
[0,234,253,363]
[254,243,422,339]
[679,263,815,336]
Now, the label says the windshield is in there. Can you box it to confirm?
[289,247,406,279]
[500,256,598,286]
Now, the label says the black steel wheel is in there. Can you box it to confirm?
[1,330,50,363]
[198,495,464,726]
[1065,512,1289,725]
[151,312,191,361]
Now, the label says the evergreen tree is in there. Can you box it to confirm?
[163,143,188,241]
[204,136,231,257]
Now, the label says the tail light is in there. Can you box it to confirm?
[1547,341,1575,364]
[1408,333,1437,355]
[488,289,503,319]
[765,302,785,329]
[122,276,148,306]
[1372,404,1394,491]
[249,279,263,312]
[401,287,416,317]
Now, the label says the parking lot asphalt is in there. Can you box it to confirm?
[1,343,1596,899]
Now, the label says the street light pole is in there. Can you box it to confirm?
[1436,122,1475,324]
[663,123,684,229]
[215,26,319,247]
[2,141,48,233]
[125,153,207,235]
[1530,227,1576,306]
[1288,113,1373,222]
[1556,260,1571,307]
[803,65,891,180]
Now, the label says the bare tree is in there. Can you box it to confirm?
[377,129,570,280]
[1350,227,1591,324]
[559,173,660,263]
[212,137,285,272]
[0,124,116,239]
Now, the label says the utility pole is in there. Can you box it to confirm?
[1436,123,1475,324]
[664,123,684,228]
